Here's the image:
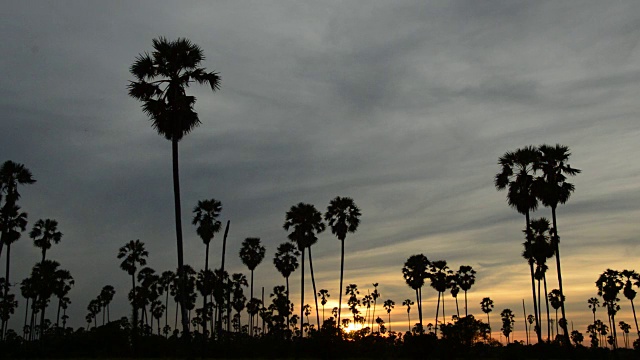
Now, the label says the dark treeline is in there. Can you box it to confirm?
[1,37,640,359]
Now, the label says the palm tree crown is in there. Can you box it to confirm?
[324,197,361,241]
[284,203,326,250]
[273,243,300,279]
[239,238,266,272]
[118,239,148,276]
[495,146,540,215]
[30,219,62,262]
[192,199,222,246]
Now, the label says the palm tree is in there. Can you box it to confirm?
[449,276,461,318]
[402,299,413,332]
[480,297,494,339]
[273,242,299,330]
[54,270,74,327]
[0,161,35,261]
[284,202,325,334]
[117,239,148,335]
[30,219,62,263]
[230,273,247,333]
[621,270,639,340]
[20,277,36,337]
[128,37,221,336]
[548,289,564,339]
[0,204,26,304]
[533,144,580,344]
[158,270,175,336]
[457,265,476,317]
[526,218,555,341]
[495,146,542,343]
[596,269,624,349]
[325,196,360,329]
[239,237,266,335]
[428,260,451,335]
[500,309,515,344]
[588,297,599,323]
[192,198,222,336]
[402,254,429,332]
[98,285,115,324]
[383,299,395,332]
[318,289,330,324]
[371,283,380,331]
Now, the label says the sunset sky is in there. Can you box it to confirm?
[2,1,640,342]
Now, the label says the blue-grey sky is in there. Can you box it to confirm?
[2,1,640,341]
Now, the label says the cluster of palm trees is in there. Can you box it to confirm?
[0,161,75,341]
[401,255,476,335]
[495,144,580,344]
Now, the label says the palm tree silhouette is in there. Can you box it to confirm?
[620,270,639,340]
[20,277,36,338]
[428,260,451,335]
[98,285,114,324]
[239,237,265,335]
[54,270,74,327]
[284,202,325,335]
[230,273,247,333]
[449,276,460,318]
[0,161,35,261]
[495,146,542,343]
[525,218,554,341]
[533,144,580,344]
[402,299,414,332]
[480,297,494,339]
[273,242,300,308]
[318,289,330,324]
[117,239,148,336]
[128,37,220,336]
[587,297,599,324]
[325,196,361,329]
[371,283,380,331]
[500,308,515,344]
[383,299,395,332]
[457,265,476,317]
[0,204,26,306]
[158,270,176,336]
[548,289,564,339]
[402,254,429,333]
[192,198,222,337]
[30,219,62,264]
[596,269,624,349]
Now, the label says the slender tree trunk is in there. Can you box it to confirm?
[455,297,459,317]
[307,247,320,329]
[108,304,110,322]
[417,288,422,332]
[56,299,61,327]
[551,206,571,345]
[526,212,542,344]
[250,269,254,336]
[630,300,639,339]
[544,275,550,341]
[611,313,618,349]
[285,276,290,330]
[300,248,305,337]
[4,244,10,307]
[217,220,230,337]
[261,286,265,334]
[537,278,542,340]
[442,291,446,328]
[523,299,528,345]
[487,312,491,339]
[164,289,169,337]
[171,138,190,340]
[407,310,411,332]
[24,297,30,338]
[435,291,440,335]
[464,290,468,317]
[203,242,209,339]
[388,312,391,332]
[555,309,559,339]
[338,238,344,330]
[132,274,138,333]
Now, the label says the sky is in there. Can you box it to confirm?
[1,0,640,343]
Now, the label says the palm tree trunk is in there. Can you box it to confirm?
[338,238,344,330]
[164,289,169,336]
[250,269,254,336]
[551,206,571,345]
[544,275,550,341]
[203,242,209,338]
[442,291,446,328]
[171,138,189,338]
[487,312,491,339]
[464,290,468,317]
[417,288,422,332]
[300,249,305,337]
[630,299,639,340]
[435,291,440,335]
[23,297,29,338]
[285,276,290,330]
[537,278,542,340]
[132,274,138,333]
[522,299,528,345]
[526,212,542,344]
[611,313,618,349]
[307,247,321,329]
[455,297,459,317]
[56,298,61,327]
[407,310,411,332]
[4,244,10,307]
[216,220,230,337]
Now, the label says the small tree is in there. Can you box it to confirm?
[500,309,515,344]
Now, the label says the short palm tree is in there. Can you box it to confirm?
[428,260,451,335]
[495,146,542,343]
[526,218,555,341]
[239,237,266,335]
[449,276,461,318]
[284,203,325,335]
[0,204,26,302]
[596,269,624,349]
[402,254,429,332]
[383,299,395,332]
[402,299,414,332]
[548,289,564,339]
[117,239,148,334]
[480,297,494,338]
[533,143,580,344]
[500,308,515,344]
[587,297,599,323]
[318,289,330,324]
[98,285,115,324]
[128,37,220,336]
[30,219,62,263]
[54,270,74,327]
[325,196,361,328]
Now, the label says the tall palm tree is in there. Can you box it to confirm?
[457,265,476,317]
[449,276,461,318]
[98,285,115,324]
[533,144,580,344]
[429,260,451,335]
[30,219,62,263]
[325,196,361,329]
[128,37,221,336]
[621,270,639,340]
[284,202,325,335]
[192,198,221,337]
[495,146,542,343]
[117,239,148,335]
[402,299,414,332]
[548,289,564,339]
[0,161,35,261]
[402,254,429,333]
[528,218,555,341]
[239,237,265,335]
[480,297,494,339]
[0,204,27,304]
